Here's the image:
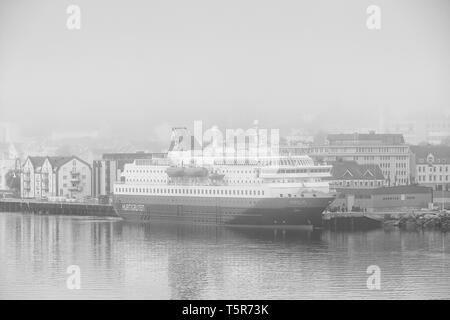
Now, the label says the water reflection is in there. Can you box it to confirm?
[0,212,449,299]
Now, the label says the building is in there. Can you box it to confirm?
[92,152,167,200]
[385,120,422,145]
[425,118,450,145]
[21,156,92,200]
[409,145,450,208]
[330,185,432,213]
[21,156,45,198]
[281,131,411,186]
[410,145,450,190]
[327,161,386,190]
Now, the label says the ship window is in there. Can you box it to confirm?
[280,194,283,197]
[288,194,292,198]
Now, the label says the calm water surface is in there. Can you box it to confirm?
[0,212,449,299]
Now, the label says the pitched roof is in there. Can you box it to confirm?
[47,156,73,168]
[327,133,405,145]
[24,156,90,170]
[410,145,450,163]
[330,161,385,180]
[28,156,46,168]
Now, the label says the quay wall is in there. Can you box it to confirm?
[0,199,118,217]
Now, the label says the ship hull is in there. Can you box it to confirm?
[113,194,333,229]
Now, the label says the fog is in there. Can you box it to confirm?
[0,0,449,140]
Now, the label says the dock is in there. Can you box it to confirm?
[0,198,118,217]
[322,212,384,230]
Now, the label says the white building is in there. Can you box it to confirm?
[21,156,92,200]
[410,146,450,190]
[281,132,411,186]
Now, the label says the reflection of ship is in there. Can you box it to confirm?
[113,128,335,229]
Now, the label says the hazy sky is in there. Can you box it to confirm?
[0,0,449,139]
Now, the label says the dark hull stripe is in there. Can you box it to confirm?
[113,194,334,228]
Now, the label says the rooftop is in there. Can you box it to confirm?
[26,156,90,169]
[330,161,385,180]
[327,132,405,145]
[28,156,47,168]
[411,145,450,163]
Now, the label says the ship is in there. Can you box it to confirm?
[112,127,335,229]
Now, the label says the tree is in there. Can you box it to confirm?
[5,169,20,195]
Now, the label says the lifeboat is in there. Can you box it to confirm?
[166,167,185,177]
[209,173,225,180]
[184,167,208,177]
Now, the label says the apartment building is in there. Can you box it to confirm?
[21,156,92,200]
[281,132,411,186]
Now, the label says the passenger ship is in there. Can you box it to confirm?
[113,133,335,229]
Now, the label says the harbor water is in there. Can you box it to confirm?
[0,212,449,299]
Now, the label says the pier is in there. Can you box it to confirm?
[322,212,384,230]
[0,198,118,217]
